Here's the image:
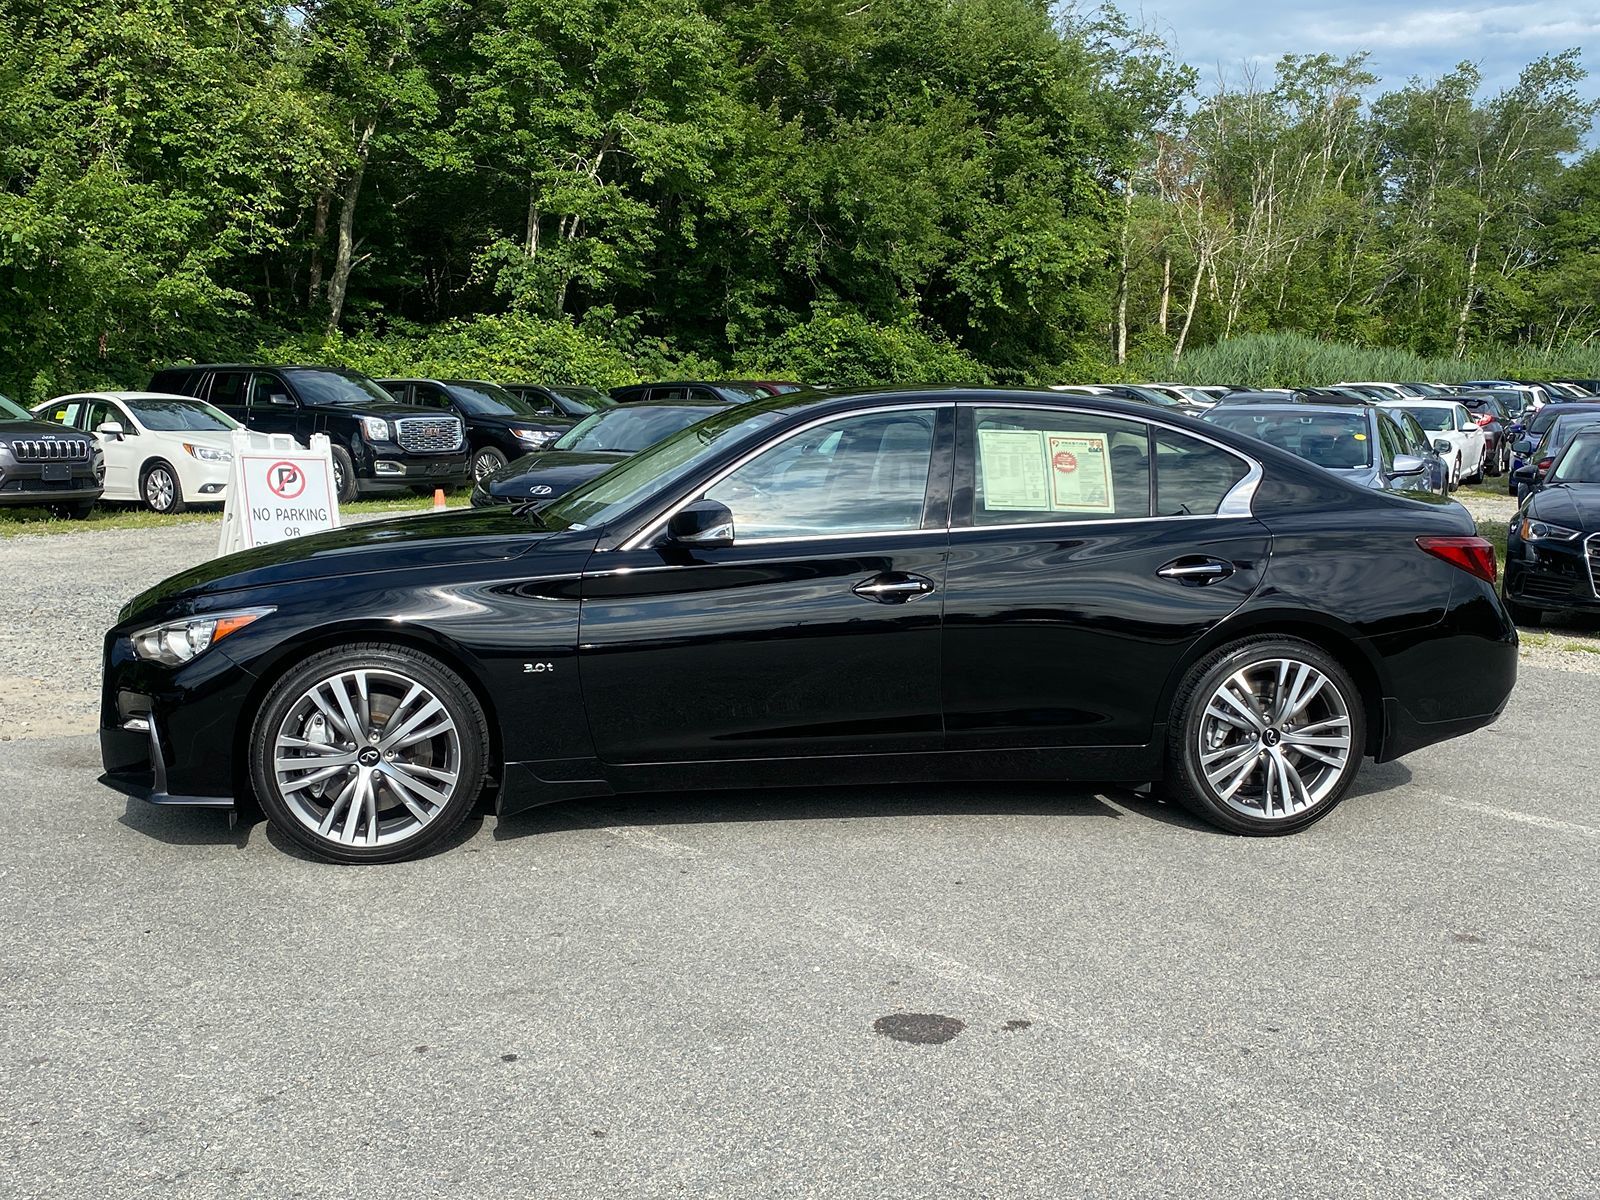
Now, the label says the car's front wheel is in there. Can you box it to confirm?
[141,461,186,513]
[249,644,490,863]
[471,446,507,481]
[1162,638,1365,835]
[330,446,358,503]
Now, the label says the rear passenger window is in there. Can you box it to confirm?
[969,408,1151,524]
[1153,430,1249,515]
[210,372,250,407]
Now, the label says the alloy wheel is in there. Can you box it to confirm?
[1195,658,1353,821]
[271,667,463,848]
[145,467,176,512]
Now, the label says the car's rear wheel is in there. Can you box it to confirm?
[1162,638,1365,835]
[141,460,186,513]
[249,644,490,863]
[471,446,507,481]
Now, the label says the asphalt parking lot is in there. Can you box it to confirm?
[3,523,1598,1198]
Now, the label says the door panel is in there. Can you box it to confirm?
[942,403,1269,749]
[579,536,949,763]
[86,400,138,497]
[577,404,954,765]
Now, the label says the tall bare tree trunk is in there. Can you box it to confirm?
[525,190,541,258]
[1454,233,1483,358]
[1112,179,1132,365]
[307,190,330,310]
[326,120,377,334]
[1173,254,1205,364]
[1157,253,1172,335]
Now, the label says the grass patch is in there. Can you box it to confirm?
[0,489,475,538]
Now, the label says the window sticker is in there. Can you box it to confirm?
[977,428,1051,509]
[977,427,1116,513]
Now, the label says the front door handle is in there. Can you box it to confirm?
[1156,557,1236,586]
[852,573,936,604]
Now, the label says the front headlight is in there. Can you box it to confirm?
[1518,518,1581,543]
[183,443,232,463]
[512,428,554,446]
[360,416,391,442]
[130,607,274,666]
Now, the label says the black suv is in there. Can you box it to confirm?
[148,365,471,501]
[377,379,576,482]
[0,391,103,517]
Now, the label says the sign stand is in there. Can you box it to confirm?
[217,431,341,558]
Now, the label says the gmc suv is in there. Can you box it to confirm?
[376,378,575,482]
[147,365,471,500]
[0,391,103,518]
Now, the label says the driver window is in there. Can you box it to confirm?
[704,409,937,540]
[87,400,132,435]
[1376,413,1404,469]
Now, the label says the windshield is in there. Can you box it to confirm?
[127,397,239,431]
[282,369,396,406]
[539,407,786,531]
[549,386,614,412]
[1206,410,1373,469]
[442,382,544,418]
[0,393,30,421]
[555,405,713,453]
[1552,433,1600,484]
[1395,406,1453,432]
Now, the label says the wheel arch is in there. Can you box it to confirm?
[1157,611,1388,759]
[229,621,505,806]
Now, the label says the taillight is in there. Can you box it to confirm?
[1537,458,1553,471]
[1416,536,1497,583]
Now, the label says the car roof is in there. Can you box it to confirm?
[43,391,212,404]
[1380,398,1458,408]
[1207,403,1373,421]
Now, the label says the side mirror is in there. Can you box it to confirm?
[95,421,124,440]
[1431,438,1452,455]
[666,499,734,547]
[268,393,294,407]
[1389,454,1427,479]
[1513,437,1535,455]
[1512,464,1537,484]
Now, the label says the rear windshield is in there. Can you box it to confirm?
[1205,410,1373,469]
[1393,406,1453,432]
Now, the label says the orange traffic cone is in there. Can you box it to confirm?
[433,488,447,510]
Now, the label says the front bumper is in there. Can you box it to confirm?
[0,458,102,506]
[357,453,471,495]
[100,717,233,808]
[1503,536,1600,610]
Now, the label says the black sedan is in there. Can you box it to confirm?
[100,387,1516,863]
[471,399,732,507]
[1502,427,1600,624]
[501,383,616,419]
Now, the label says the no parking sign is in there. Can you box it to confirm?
[217,431,341,556]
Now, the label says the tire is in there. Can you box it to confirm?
[249,644,491,863]
[140,460,186,513]
[1467,448,1485,485]
[1503,593,1541,627]
[330,445,358,503]
[471,446,508,482]
[1449,455,1461,491]
[1159,637,1366,836]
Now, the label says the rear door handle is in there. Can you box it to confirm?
[1157,557,1236,586]
[852,573,936,603]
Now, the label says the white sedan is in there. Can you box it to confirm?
[1380,399,1487,489]
[33,392,240,512]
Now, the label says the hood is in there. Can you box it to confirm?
[0,419,96,444]
[121,508,551,619]
[480,449,629,500]
[335,401,459,420]
[1526,483,1600,531]
[468,412,576,433]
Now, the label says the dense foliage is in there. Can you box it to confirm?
[1,1,1596,401]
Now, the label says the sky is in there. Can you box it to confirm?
[1135,1,1600,107]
